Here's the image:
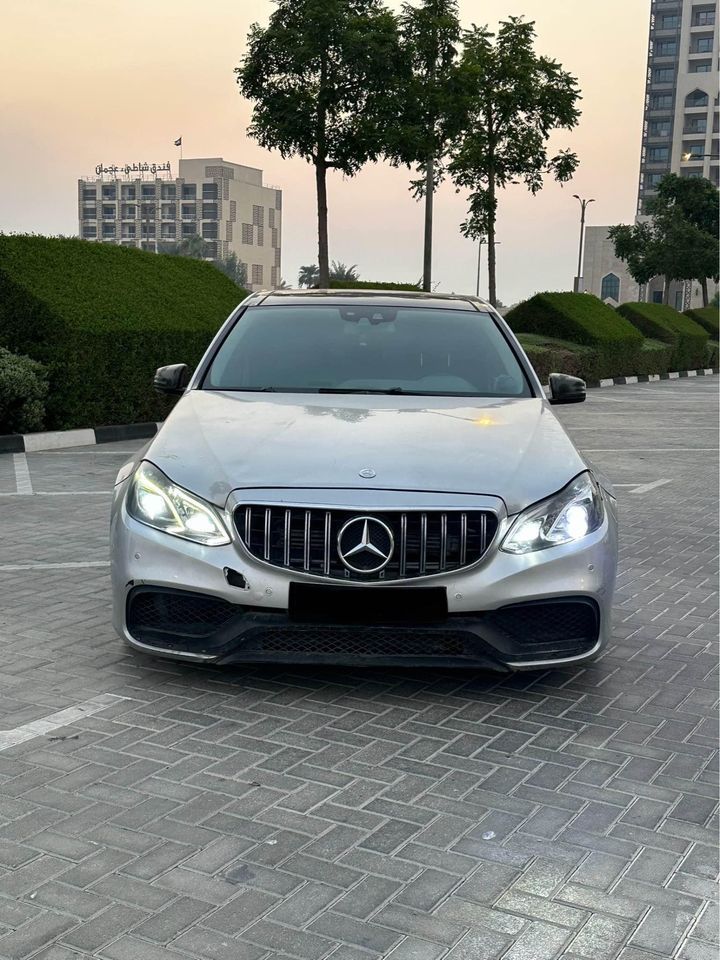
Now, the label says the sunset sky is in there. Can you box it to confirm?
[1,0,650,303]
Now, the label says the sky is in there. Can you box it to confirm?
[0,0,650,304]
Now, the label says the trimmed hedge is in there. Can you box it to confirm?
[328,279,421,290]
[617,302,708,371]
[505,293,643,379]
[0,236,245,429]
[517,334,674,384]
[707,341,719,368]
[0,347,48,434]
[685,305,719,338]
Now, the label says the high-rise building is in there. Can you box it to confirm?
[78,157,282,292]
[583,0,718,308]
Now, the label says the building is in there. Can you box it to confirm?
[78,157,282,291]
[583,0,718,308]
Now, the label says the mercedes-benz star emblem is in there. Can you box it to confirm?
[337,516,394,574]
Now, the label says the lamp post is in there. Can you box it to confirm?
[572,195,594,293]
[476,237,501,299]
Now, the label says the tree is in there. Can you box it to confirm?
[449,18,581,306]
[298,261,360,286]
[214,251,248,288]
[237,0,402,288]
[175,235,212,259]
[388,0,464,291]
[610,174,719,305]
[298,264,320,288]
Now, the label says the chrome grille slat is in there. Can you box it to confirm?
[237,506,496,582]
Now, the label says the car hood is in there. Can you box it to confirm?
[145,390,587,515]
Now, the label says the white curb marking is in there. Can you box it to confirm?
[0,694,128,752]
[13,454,33,495]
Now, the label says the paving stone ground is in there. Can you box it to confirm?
[0,376,717,960]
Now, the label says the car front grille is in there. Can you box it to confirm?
[127,589,239,640]
[242,626,468,657]
[235,506,498,582]
[482,600,599,662]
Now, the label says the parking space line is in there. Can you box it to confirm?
[0,694,128,752]
[614,479,673,494]
[584,448,718,452]
[0,491,112,498]
[0,561,110,571]
[12,454,33,494]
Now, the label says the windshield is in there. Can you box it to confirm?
[203,304,533,397]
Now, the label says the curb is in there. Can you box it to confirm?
[1,368,717,454]
[0,422,160,455]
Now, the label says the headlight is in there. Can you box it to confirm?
[127,462,230,546]
[501,472,604,554]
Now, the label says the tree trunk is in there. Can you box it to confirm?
[662,276,671,305]
[487,168,497,307]
[315,160,329,288]
[422,155,434,292]
[700,277,709,307]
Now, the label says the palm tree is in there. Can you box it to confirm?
[298,264,319,287]
[330,261,360,282]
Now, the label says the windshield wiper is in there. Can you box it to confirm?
[317,387,428,395]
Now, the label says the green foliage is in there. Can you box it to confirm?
[214,251,248,288]
[0,236,245,429]
[617,302,708,370]
[505,293,642,379]
[236,0,403,287]
[327,279,420,290]
[449,17,580,304]
[0,347,48,434]
[517,333,674,384]
[706,340,718,368]
[684,305,719,338]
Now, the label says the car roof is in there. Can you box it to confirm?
[247,289,493,311]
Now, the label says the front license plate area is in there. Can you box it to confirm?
[289,583,448,624]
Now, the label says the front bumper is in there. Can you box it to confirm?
[110,486,617,672]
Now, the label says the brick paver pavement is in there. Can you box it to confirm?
[0,376,717,960]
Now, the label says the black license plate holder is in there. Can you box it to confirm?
[288,583,448,624]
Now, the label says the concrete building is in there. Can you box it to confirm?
[583,0,718,308]
[78,157,282,292]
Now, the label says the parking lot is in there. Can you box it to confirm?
[0,376,717,960]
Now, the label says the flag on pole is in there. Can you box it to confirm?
[174,137,182,147]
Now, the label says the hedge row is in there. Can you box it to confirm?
[0,236,245,430]
[328,279,421,290]
[617,302,708,370]
[0,347,48,434]
[685,305,719,338]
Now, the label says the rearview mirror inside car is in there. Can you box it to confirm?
[153,364,190,396]
[548,373,586,405]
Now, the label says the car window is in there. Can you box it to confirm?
[203,304,532,397]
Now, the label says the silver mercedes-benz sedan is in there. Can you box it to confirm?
[110,290,618,671]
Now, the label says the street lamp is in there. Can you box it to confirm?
[476,237,501,299]
[572,195,594,293]
[681,151,716,161]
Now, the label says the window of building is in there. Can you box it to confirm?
[686,89,710,107]
[141,223,155,238]
[141,242,156,252]
[241,223,254,245]
[710,166,720,185]
[141,184,156,198]
[649,118,672,136]
[682,142,706,159]
[182,222,197,237]
[681,168,704,177]
[651,290,663,304]
[256,227,264,247]
[82,188,97,201]
[161,204,176,220]
[202,222,218,240]
[650,93,673,109]
[121,204,136,219]
[161,224,176,239]
[82,225,97,238]
[714,114,719,133]
[251,264,264,285]
[655,40,677,56]
[646,172,665,188]
[102,223,116,238]
[692,36,714,53]
[181,204,195,220]
[161,184,176,200]
[101,185,116,200]
[140,203,155,219]
[121,224,136,239]
[102,205,115,220]
[693,8,716,26]
[271,227,279,248]
[684,115,708,133]
[647,145,670,161]
[182,184,196,200]
[653,67,675,82]
[82,208,97,220]
[660,14,680,28]
[252,205,264,227]
[268,208,275,228]
[202,203,218,220]
[674,289,684,310]
[202,183,218,200]
[121,185,136,200]
[690,59,713,72]
[204,241,218,259]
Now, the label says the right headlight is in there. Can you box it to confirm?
[501,472,605,555]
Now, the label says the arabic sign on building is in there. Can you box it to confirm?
[95,161,172,177]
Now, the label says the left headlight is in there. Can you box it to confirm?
[127,461,230,546]
[501,472,605,555]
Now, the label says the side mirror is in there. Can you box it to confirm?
[548,373,586,405]
[154,364,190,396]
